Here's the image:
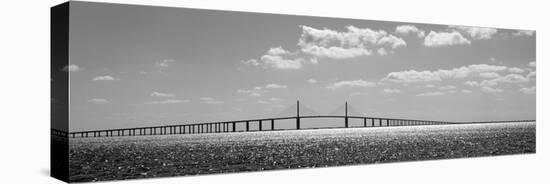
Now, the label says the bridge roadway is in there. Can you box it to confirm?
[57,115,535,138]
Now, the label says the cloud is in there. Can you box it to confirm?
[145,99,189,105]
[438,85,456,90]
[269,97,283,103]
[62,64,83,72]
[508,67,525,73]
[88,98,110,104]
[383,88,401,93]
[155,59,175,68]
[465,73,530,88]
[384,64,508,83]
[377,48,387,56]
[424,31,471,47]
[298,25,406,59]
[200,97,223,104]
[151,92,175,97]
[395,25,425,38]
[256,97,284,105]
[328,79,376,89]
[378,34,407,49]
[307,79,318,84]
[267,47,291,55]
[265,83,287,89]
[519,86,535,95]
[240,59,260,66]
[513,30,535,37]
[528,61,536,67]
[92,75,116,81]
[416,91,445,97]
[464,81,480,87]
[384,70,441,83]
[481,86,503,93]
[349,92,368,96]
[449,26,498,40]
[299,45,371,59]
[258,47,308,70]
[527,71,536,80]
[256,100,269,104]
[461,89,473,94]
[479,72,500,78]
[237,87,265,97]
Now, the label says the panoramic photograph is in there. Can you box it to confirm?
[52,1,535,183]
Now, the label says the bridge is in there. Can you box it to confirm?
[55,101,535,138]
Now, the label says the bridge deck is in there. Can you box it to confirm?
[53,115,535,138]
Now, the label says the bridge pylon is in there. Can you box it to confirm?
[296,100,300,130]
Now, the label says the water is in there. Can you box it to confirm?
[68,122,535,182]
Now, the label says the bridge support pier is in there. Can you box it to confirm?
[246,121,249,131]
[296,117,300,130]
[271,119,275,130]
[259,120,262,131]
[345,117,349,128]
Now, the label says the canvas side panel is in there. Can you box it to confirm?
[51,2,70,182]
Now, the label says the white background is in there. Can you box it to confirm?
[0,0,547,183]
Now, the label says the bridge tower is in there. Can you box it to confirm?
[296,100,300,130]
[345,101,349,128]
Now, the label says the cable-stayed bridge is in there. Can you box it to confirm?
[55,100,535,138]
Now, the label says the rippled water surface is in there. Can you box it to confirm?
[69,122,535,182]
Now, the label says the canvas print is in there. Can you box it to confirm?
[51,1,536,183]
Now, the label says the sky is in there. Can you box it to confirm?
[64,2,535,131]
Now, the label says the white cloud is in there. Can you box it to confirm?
[145,99,189,105]
[377,48,387,56]
[465,74,529,88]
[298,25,406,59]
[481,86,504,93]
[449,26,498,40]
[62,64,83,72]
[151,92,175,97]
[395,25,425,38]
[299,45,371,59]
[256,100,269,104]
[383,88,401,93]
[259,47,306,70]
[384,64,508,83]
[438,85,456,90]
[424,31,471,47]
[328,79,376,89]
[307,79,318,84]
[513,30,535,37]
[464,81,480,87]
[479,72,500,78]
[349,92,368,96]
[155,59,175,68]
[240,59,260,66]
[92,75,116,81]
[519,86,536,95]
[269,97,283,103]
[310,58,319,64]
[200,97,223,104]
[385,70,441,83]
[416,91,445,97]
[461,89,473,94]
[528,61,536,67]
[265,84,287,89]
[88,98,110,104]
[267,47,291,55]
[527,71,536,80]
[508,67,525,73]
[377,34,407,49]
